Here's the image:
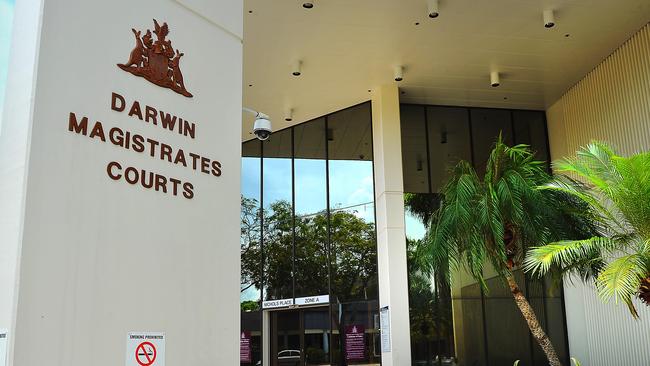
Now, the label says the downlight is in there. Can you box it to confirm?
[426,0,440,18]
[284,108,294,122]
[303,1,314,9]
[490,71,500,87]
[543,9,555,28]
[394,65,404,82]
[292,60,302,77]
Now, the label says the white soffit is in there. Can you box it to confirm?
[242,0,650,139]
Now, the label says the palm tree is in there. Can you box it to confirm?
[525,142,650,317]
[417,139,593,366]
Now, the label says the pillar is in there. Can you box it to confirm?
[0,0,243,365]
[371,84,412,366]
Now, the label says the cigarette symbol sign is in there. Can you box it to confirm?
[135,341,157,366]
[127,332,164,366]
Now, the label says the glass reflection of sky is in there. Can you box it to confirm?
[405,211,426,241]
[295,159,326,215]
[0,0,15,132]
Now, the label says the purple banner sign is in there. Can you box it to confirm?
[345,324,366,361]
[240,331,251,363]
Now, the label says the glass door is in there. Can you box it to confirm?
[271,310,301,366]
[270,307,330,366]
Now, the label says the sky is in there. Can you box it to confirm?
[0,0,14,132]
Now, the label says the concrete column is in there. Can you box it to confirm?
[371,84,411,366]
[1,1,243,365]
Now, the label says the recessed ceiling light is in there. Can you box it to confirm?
[415,22,420,26]
[248,10,253,14]
[564,33,571,38]
[303,2,314,9]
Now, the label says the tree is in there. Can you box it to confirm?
[525,142,650,317]
[240,196,378,304]
[417,139,593,366]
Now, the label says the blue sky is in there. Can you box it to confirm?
[0,0,14,131]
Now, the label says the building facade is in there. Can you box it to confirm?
[1,1,650,366]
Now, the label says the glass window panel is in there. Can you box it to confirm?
[400,105,429,193]
[327,103,372,162]
[241,140,262,366]
[330,300,381,365]
[328,103,378,303]
[453,295,486,366]
[513,110,550,163]
[484,298,533,366]
[293,119,328,298]
[241,140,261,307]
[303,308,331,365]
[470,108,513,177]
[263,128,294,301]
[427,106,472,193]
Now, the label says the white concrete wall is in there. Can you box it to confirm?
[0,0,42,351]
[546,23,650,366]
[371,84,412,366]
[0,1,243,365]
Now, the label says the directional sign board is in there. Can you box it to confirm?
[126,332,165,366]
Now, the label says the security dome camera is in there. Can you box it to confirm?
[243,107,273,141]
[253,117,272,141]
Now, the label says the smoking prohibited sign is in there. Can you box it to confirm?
[126,332,165,366]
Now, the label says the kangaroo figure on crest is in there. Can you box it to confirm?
[121,28,144,68]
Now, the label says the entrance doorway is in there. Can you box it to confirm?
[270,307,330,366]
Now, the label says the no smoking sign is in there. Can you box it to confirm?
[126,332,165,366]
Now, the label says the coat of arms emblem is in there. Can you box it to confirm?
[117,19,192,98]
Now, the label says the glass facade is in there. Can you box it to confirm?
[240,102,380,365]
[401,104,568,366]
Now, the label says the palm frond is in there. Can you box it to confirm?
[524,237,615,276]
[596,254,646,318]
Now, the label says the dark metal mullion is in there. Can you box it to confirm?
[467,108,476,167]
[423,106,433,193]
[291,128,297,301]
[259,139,265,366]
[479,287,489,365]
[325,116,334,366]
[524,275,536,366]
[510,110,517,145]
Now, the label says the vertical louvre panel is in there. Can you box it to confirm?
[548,23,650,366]
[578,284,650,366]
[561,23,650,157]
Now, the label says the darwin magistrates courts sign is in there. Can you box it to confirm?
[67,92,222,199]
[66,20,221,200]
